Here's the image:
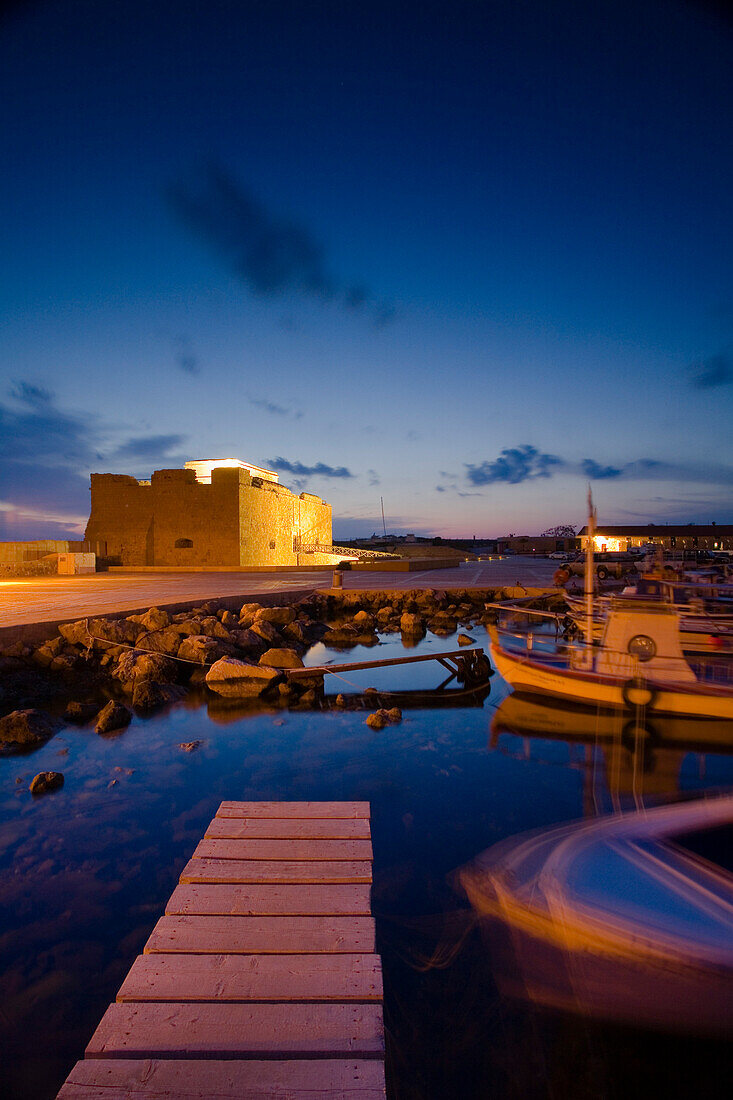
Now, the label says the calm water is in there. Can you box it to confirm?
[1,627,731,1099]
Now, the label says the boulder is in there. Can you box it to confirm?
[58,619,92,647]
[232,628,266,651]
[132,680,185,710]
[250,620,282,644]
[174,618,206,636]
[400,612,425,636]
[64,701,99,724]
[283,620,308,643]
[95,701,132,735]
[205,656,281,697]
[258,648,304,669]
[240,602,262,619]
[50,654,78,673]
[29,771,64,795]
[199,616,232,639]
[457,633,476,646]
[127,607,170,632]
[255,606,296,626]
[219,610,237,628]
[0,709,58,745]
[114,650,178,688]
[78,617,140,649]
[366,712,387,730]
[352,610,375,630]
[135,628,182,656]
[179,740,201,752]
[177,635,220,664]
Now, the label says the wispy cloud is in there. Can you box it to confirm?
[268,457,354,479]
[466,445,562,486]
[167,162,394,324]
[689,350,733,389]
[173,334,201,375]
[367,469,380,486]
[581,459,623,479]
[109,434,188,463]
[249,397,303,420]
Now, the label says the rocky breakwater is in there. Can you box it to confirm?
[0,587,509,755]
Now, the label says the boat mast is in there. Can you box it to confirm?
[585,486,596,654]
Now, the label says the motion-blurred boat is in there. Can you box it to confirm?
[460,794,733,1035]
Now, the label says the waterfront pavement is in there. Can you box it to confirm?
[0,557,558,643]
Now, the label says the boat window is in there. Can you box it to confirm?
[628,634,656,661]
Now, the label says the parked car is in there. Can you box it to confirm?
[548,551,571,560]
[564,551,639,581]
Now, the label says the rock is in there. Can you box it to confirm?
[292,688,317,709]
[366,712,387,730]
[199,616,232,639]
[32,636,64,667]
[335,693,346,707]
[322,625,359,645]
[29,771,64,795]
[1,640,30,658]
[250,620,282,644]
[353,610,375,630]
[114,650,178,688]
[95,701,132,735]
[174,617,205,636]
[400,612,425,636]
[232,628,266,651]
[386,707,402,723]
[219,610,237,627]
[179,740,201,752]
[259,648,304,669]
[278,681,293,696]
[0,709,58,745]
[177,635,220,664]
[50,654,78,672]
[240,602,262,620]
[283,620,307,643]
[132,680,185,710]
[457,633,475,646]
[128,607,170,632]
[376,606,393,624]
[64,701,99,723]
[136,628,182,656]
[255,606,296,626]
[58,619,92,646]
[205,656,281,697]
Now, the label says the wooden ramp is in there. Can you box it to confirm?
[57,801,386,1098]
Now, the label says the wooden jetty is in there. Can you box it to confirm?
[57,801,386,1098]
[287,645,492,688]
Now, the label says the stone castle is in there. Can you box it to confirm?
[84,458,334,567]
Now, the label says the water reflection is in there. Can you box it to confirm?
[1,629,732,1098]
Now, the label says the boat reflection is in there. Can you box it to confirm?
[490,692,733,810]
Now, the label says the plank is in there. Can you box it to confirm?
[216,801,371,819]
[85,1002,385,1058]
[166,882,373,916]
[192,837,373,862]
[286,647,484,677]
[144,915,376,955]
[117,952,383,1003]
[179,858,372,884]
[58,1058,386,1098]
[205,817,371,840]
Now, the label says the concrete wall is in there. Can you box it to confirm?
[84,466,332,567]
[0,540,95,564]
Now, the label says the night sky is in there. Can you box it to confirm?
[2,0,732,540]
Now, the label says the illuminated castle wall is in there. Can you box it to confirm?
[84,460,332,567]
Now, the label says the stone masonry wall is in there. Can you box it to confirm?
[85,466,332,567]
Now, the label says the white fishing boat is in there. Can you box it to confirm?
[459,794,733,1036]
[489,491,733,718]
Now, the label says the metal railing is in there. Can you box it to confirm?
[298,543,402,560]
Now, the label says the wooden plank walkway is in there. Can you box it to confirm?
[57,801,386,1098]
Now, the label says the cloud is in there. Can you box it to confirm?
[173,334,201,375]
[109,434,188,463]
[689,351,733,389]
[268,457,354,479]
[581,459,622,479]
[1,385,190,537]
[367,469,380,486]
[167,163,393,323]
[466,445,562,486]
[249,397,303,420]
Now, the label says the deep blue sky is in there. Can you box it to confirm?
[1,0,732,539]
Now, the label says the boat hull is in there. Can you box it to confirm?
[490,640,733,719]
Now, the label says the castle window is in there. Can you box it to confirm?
[175,538,193,549]
[269,539,276,549]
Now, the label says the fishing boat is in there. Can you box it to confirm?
[459,794,733,1036]
[489,491,733,718]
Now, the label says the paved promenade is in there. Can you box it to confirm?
[0,558,558,643]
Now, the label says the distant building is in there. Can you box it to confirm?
[578,524,733,553]
[496,534,579,555]
[85,458,333,567]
